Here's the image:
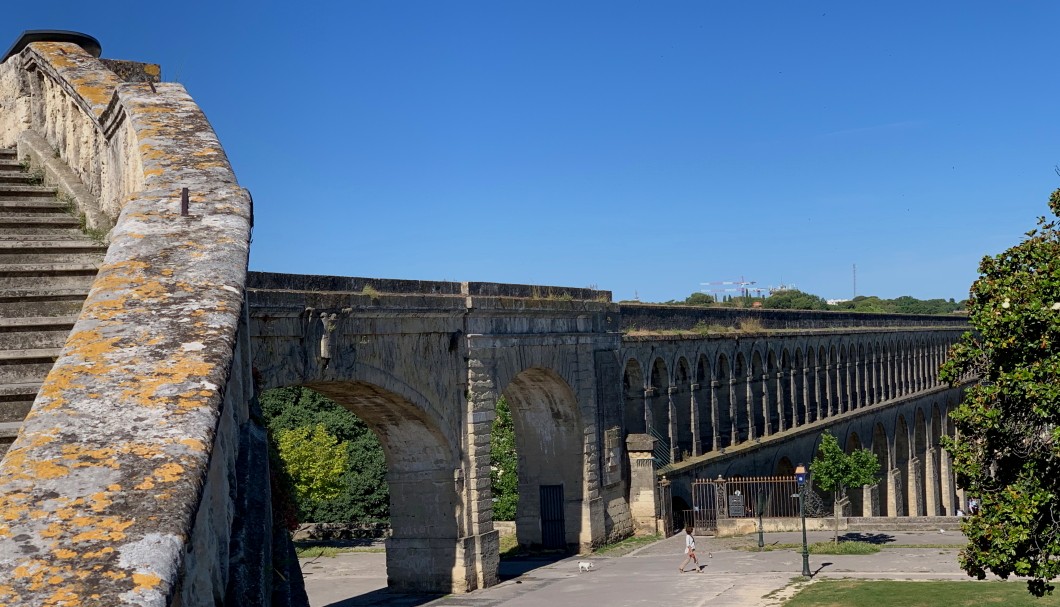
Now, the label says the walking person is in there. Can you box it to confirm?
[678,526,700,573]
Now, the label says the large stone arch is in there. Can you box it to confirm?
[306,380,460,592]
[498,367,587,551]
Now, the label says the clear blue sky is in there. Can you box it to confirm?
[6,2,1059,302]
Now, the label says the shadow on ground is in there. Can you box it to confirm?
[837,532,896,544]
[323,589,441,607]
[499,552,570,581]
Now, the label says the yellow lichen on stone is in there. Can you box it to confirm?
[27,460,69,480]
[69,517,134,543]
[53,549,77,559]
[132,572,161,591]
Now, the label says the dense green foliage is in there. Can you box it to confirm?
[652,290,964,314]
[490,396,519,520]
[832,294,964,314]
[761,289,829,310]
[810,432,880,543]
[275,424,348,505]
[260,387,389,524]
[939,190,1060,596]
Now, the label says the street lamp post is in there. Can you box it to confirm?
[795,463,811,577]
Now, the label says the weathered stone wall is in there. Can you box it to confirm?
[621,302,969,331]
[0,41,276,606]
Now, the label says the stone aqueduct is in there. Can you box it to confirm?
[0,35,973,605]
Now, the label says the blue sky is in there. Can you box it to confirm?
[5,2,1059,302]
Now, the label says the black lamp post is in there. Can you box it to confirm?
[757,491,766,549]
[795,463,811,577]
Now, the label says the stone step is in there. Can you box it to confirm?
[0,351,58,385]
[0,263,99,290]
[0,172,38,185]
[0,233,89,241]
[0,382,39,425]
[0,288,89,318]
[0,214,80,228]
[0,200,69,213]
[0,316,78,351]
[0,149,16,159]
[0,185,57,199]
[0,422,20,439]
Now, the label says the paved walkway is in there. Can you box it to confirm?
[301,529,993,607]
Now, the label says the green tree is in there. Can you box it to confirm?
[261,387,389,523]
[762,289,829,310]
[276,424,348,506]
[939,189,1060,596]
[810,432,880,543]
[490,396,519,520]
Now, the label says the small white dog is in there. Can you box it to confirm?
[578,560,594,572]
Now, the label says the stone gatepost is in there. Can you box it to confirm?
[626,434,660,534]
[715,476,729,521]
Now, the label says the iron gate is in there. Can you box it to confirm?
[539,485,566,549]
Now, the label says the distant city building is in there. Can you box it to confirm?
[827,299,850,305]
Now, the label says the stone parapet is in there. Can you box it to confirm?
[0,40,267,606]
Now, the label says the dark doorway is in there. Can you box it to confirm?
[539,485,566,549]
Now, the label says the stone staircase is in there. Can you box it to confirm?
[0,148,105,456]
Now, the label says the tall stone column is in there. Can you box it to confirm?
[710,380,721,451]
[886,468,901,517]
[746,375,757,440]
[690,383,701,457]
[940,448,956,515]
[774,371,785,431]
[862,484,875,517]
[643,388,654,436]
[907,457,923,516]
[667,386,679,463]
[924,447,940,516]
[814,364,824,420]
[845,361,854,412]
[729,379,739,446]
[625,435,660,535]
[801,367,811,422]
[761,373,772,436]
[462,359,504,591]
[824,364,834,417]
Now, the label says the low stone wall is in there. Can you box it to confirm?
[0,40,281,606]
[716,516,840,537]
[621,303,969,332]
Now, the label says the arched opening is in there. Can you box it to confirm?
[846,432,865,516]
[856,343,866,408]
[622,359,645,435]
[793,349,806,425]
[871,423,890,517]
[696,354,714,453]
[775,456,795,476]
[648,358,669,442]
[805,347,818,422]
[674,357,693,461]
[280,380,461,593]
[734,353,750,443]
[895,415,910,516]
[501,367,585,552]
[914,408,928,516]
[751,351,766,438]
[829,345,840,415]
[716,354,733,449]
[780,349,794,430]
[767,350,781,432]
[931,404,945,514]
[818,346,829,417]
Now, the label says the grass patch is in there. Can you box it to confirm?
[361,284,381,298]
[784,579,1060,607]
[295,545,384,558]
[740,541,880,555]
[499,532,521,558]
[592,534,661,556]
